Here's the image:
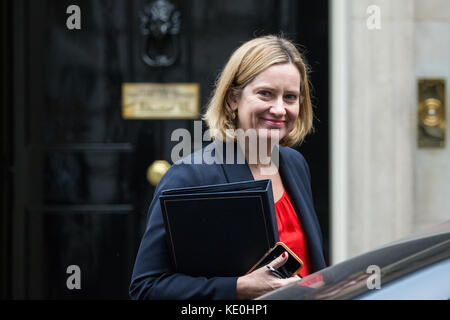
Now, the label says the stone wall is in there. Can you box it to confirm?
[331,0,449,263]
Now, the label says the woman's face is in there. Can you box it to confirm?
[230,63,301,144]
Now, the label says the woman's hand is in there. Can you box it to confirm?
[236,252,301,300]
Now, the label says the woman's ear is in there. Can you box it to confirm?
[227,90,239,111]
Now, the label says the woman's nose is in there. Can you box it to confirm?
[269,97,286,116]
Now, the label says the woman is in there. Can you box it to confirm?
[129,35,326,300]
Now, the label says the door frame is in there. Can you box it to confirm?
[1,0,13,300]
[330,0,350,264]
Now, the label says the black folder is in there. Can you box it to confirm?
[159,179,279,278]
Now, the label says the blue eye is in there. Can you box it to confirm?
[258,90,271,97]
[285,94,298,101]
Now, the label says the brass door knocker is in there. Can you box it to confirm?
[140,0,181,68]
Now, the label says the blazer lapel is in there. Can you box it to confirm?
[278,146,325,272]
[215,140,254,183]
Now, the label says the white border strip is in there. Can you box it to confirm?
[330,0,350,264]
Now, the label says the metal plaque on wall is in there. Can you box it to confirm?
[122,83,200,119]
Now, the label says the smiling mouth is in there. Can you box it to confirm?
[261,118,286,127]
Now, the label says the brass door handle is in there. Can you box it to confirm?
[147,160,171,186]
[421,97,444,127]
[418,79,446,148]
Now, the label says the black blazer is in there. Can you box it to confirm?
[129,141,326,300]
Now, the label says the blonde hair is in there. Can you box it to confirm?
[202,35,314,147]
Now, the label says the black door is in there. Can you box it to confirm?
[3,0,329,299]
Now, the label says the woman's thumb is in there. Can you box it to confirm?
[268,251,288,269]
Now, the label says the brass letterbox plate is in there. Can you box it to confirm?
[418,79,446,148]
[122,83,200,119]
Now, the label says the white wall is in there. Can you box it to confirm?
[414,0,450,232]
[331,0,450,263]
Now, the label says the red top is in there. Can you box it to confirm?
[275,190,311,278]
